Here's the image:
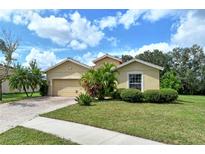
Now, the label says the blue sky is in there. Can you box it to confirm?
[0,9,205,70]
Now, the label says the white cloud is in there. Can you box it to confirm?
[27,11,104,50]
[136,42,173,54]
[98,10,145,30]
[171,10,205,47]
[69,40,87,50]
[24,48,61,70]
[0,10,40,25]
[118,10,145,29]
[99,16,118,30]
[0,10,13,22]
[143,10,175,22]
[113,42,173,57]
[28,14,70,45]
[74,52,95,66]
[97,9,175,30]
[0,10,104,50]
[69,12,104,48]
[74,51,108,66]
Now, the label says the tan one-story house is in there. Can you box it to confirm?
[44,54,164,97]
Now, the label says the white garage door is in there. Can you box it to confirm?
[52,79,84,97]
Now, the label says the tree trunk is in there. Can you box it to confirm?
[0,80,2,101]
[29,85,35,97]
[23,86,29,97]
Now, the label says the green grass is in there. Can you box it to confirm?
[42,95,205,144]
[0,126,77,145]
[1,92,41,103]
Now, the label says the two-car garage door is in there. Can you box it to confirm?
[52,79,83,97]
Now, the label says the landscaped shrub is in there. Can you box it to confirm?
[143,88,178,103]
[160,88,178,103]
[143,90,161,103]
[120,88,143,103]
[39,81,48,96]
[111,88,125,100]
[75,93,92,106]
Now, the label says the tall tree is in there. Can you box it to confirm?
[28,60,43,95]
[121,55,133,62]
[169,44,205,94]
[161,71,181,91]
[0,30,19,100]
[136,49,171,76]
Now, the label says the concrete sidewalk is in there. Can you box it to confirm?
[20,117,163,145]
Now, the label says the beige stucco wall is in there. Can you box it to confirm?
[0,66,35,93]
[2,80,20,93]
[46,61,89,96]
[117,61,160,91]
[94,57,121,69]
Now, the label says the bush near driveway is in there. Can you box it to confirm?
[143,88,178,103]
[75,93,92,106]
[120,88,143,103]
[39,80,48,96]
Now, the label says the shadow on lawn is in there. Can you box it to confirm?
[177,99,193,104]
[94,99,185,105]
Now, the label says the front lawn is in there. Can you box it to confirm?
[42,95,205,144]
[1,92,40,103]
[0,126,77,145]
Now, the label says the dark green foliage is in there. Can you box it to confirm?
[120,88,143,103]
[121,55,133,62]
[143,89,178,103]
[39,80,48,96]
[81,63,118,100]
[75,93,92,106]
[111,88,125,100]
[136,49,171,76]
[169,44,205,95]
[160,88,178,103]
[9,61,44,97]
[161,71,181,91]
[9,64,31,97]
[143,90,161,103]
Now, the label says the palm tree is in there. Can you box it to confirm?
[101,63,118,97]
[80,63,118,100]
[28,60,43,95]
[9,64,30,97]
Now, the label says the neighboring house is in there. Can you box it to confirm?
[0,64,18,93]
[45,54,163,97]
[0,65,35,93]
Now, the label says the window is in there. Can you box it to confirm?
[128,74,142,90]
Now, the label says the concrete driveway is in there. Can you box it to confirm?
[0,97,76,133]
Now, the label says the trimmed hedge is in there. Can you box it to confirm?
[160,88,178,103]
[143,88,178,103]
[120,88,143,103]
[112,88,126,100]
[143,90,161,103]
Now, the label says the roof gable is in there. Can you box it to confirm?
[93,54,122,64]
[44,58,90,72]
[116,58,164,70]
